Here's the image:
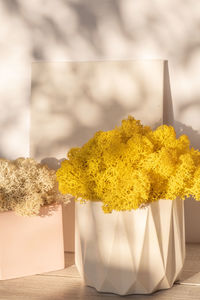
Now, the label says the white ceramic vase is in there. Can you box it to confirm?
[75,199,185,295]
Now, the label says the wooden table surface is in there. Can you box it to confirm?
[0,244,200,300]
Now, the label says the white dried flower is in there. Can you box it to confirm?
[0,157,70,216]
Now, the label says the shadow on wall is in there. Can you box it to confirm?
[175,121,200,149]
[1,0,200,159]
[162,62,200,145]
[41,157,65,170]
[163,62,200,244]
[2,0,200,64]
[0,151,5,158]
[173,122,200,243]
[30,60,164,160]
[163,62,200,149]
[184,197,200,243]
[0,0,144,58]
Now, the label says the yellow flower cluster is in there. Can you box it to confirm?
[0,158,69,216]
[56,116,200,213]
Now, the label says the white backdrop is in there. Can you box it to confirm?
[0,0,200,242]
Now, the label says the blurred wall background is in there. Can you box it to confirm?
[0,0,200,242]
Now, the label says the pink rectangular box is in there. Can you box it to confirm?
[0,204,65,280]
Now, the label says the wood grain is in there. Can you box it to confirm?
[0,244,200,300]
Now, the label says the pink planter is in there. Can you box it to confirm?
[0,204,65,280]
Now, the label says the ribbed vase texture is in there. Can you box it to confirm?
[75,199,185,295]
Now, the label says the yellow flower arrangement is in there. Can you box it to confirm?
[0,157,69,216]
[56,116,200,213]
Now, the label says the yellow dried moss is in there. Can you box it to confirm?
[56,116,200,213]
[0,157,69,216]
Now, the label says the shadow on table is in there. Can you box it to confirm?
[177,243,200,285]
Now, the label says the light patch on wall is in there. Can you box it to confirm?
[30,60,164,172]
[180,108,200,132]
[0,63,30,158]
[74,99,102,127]
[1,107,29,159]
